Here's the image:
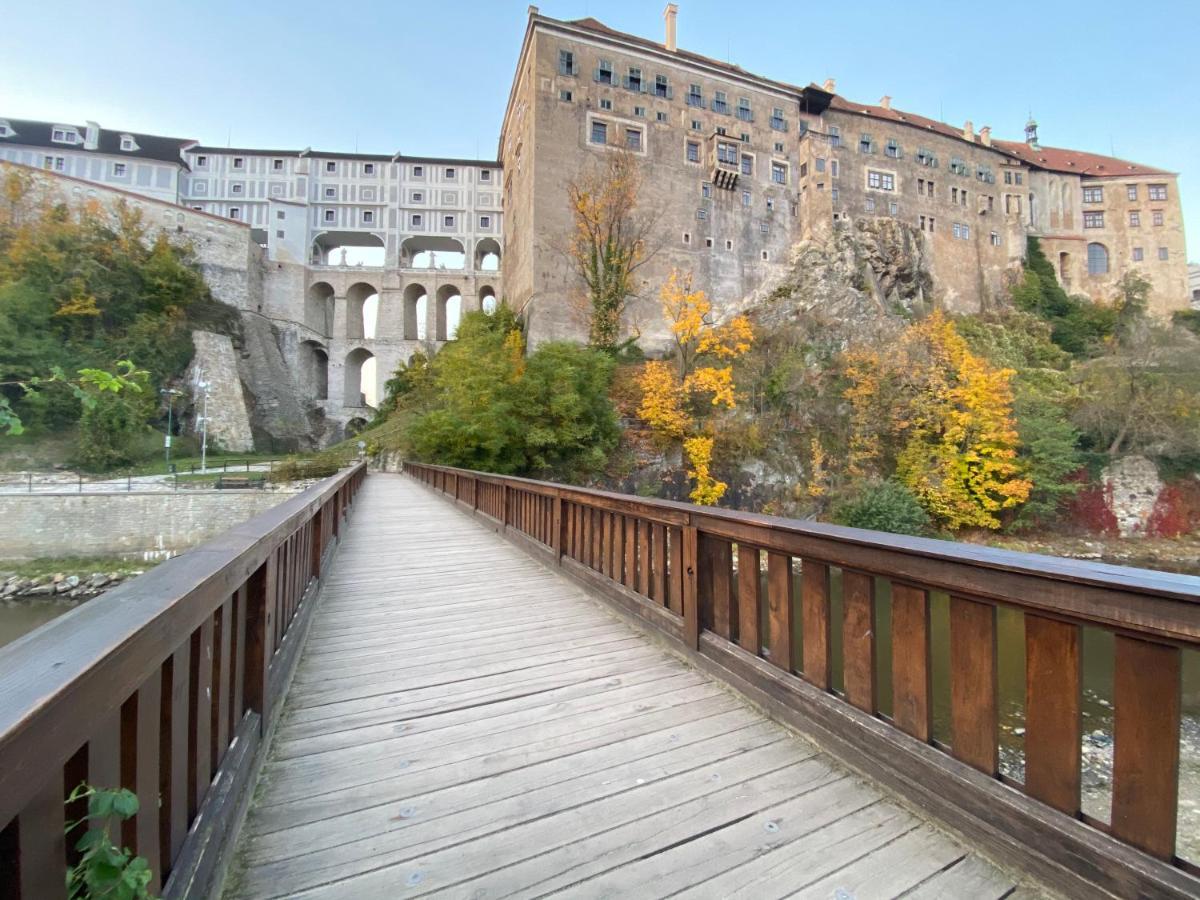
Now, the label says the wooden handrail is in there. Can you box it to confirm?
[0,462,367,899]
[406,460,1200,898]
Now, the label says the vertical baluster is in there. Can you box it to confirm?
[123,675,162,893]
[188,618,214,820]
[624,516,637,588]
[949,596,998,774]
[890,583,931,742]
[652,523,667,604]
[212,596,233,770]
[591,508,603,570]
[611,514,625,583]
[682,524,699,648]
[697,535,715,629]
[709,538,734,640]
[232,584,247,728]
[801,560,831,689]
[88,709,121,790]
[637,521,652,597]
[668,526,684,615]
[841,571,876,714]
[1111,636,1181,860]
[160,642,191,869]
[766,552,794,672]
[9,778,67,900]
[736,545,761,655]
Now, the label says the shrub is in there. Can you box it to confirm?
[269,456,340,482]
[832,480,931,536]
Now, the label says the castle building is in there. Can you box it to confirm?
[0,4,1191,441]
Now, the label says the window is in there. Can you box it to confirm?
[363,210,374,224]
[591,121,608,145]
[192,206,204,211]
[740,132,750,143]
[229,157,243,169]
[741,154,753,176]
[800,163,808,178]
[626,67,643,92]
[916,148,936,167]
[867,170,895,191]
[686,141,700,163]
[324,161,335,172]
[737,97,752,121]
[1148,184,1168,201]
[771,162,787,184]
[742,189,751,206]
[231,183,243,194]
[43,155,65,171]
[1014,173,1023,185]
[112,163,127,176]
[952,223,970,240]
[960,189,968,206]
[558,49,576,76]
[275,230,284,239]
[859,134,874,154]
[51,128,77,143]
[229,207,241,220]
[445,167,456,178]
[411,191,423,202]
[276,211,285,220]
[831,187,839,202]
[888,200,898,215]
[625,128,642,151]
[120,136,135,151]
[949,158,967,176]
[951,187,958,203]
[325,187,336,198]
[683,232,691,245]
[713,91,729,115]
[829,126,841,148]
[634,106,646,118]
[559,89,573,102]
[885,139,901,159]
[1153,210,1164,226]
[411,213,423,227]
[687,84,704,107]
[716,141,738,164]
[1158,247,1169,260]
[0,123,11,137]
[322,209,334,222]
[1083,211,1104,228]
[480,215,491,228]
[657,111,668,122]
[196,155,207,167]
[705,237,713,247]
[1087,242,1109,274]
[702,182,713,199]
[690,119,702,131]
[363,163,374,175]
[928,217,935,233]
[697,209,708,220]
[596,59,614,84]
[1133,247,1144,261]
[654,74,669,98]
[1083,186,1103,203]
[770,107,786,131]
[1004,171,1012,185]
[920,215,926,231]
[766,198,775,211]
[774,142,784,153]
[865,198,876,212]
[478,170,491,183]
[413,165,424,177]
[815,158,826,173]
[444,215,455,228]
[599,98,613,111]
[1129,211,1140,227]
[990,231,1001,246]
[831,160,839,178]
[1127,184,1138,201]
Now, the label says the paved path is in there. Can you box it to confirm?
[225,474,1045,899]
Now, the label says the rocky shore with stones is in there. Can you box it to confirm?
[1,568,141,604]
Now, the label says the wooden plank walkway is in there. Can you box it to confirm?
[224,474,1045,899]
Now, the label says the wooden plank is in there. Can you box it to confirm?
[890,582,931,742]
[213,596,232,772]
[800,559,831,689]
[188,616,214,821]
[651,522,667,604]
[232,585,247,731]
[710,538,735,641]
[87,708,121,790]
[682,524,699,649]
[949,596,998,775]
[160,644,191,872]
[610,514,624,584]
[16,778,67,900]
[637,519,651,596]
[1111,635,1181,860]
[841,570,876,713]
[128,675,162,894]
[591,507,602,571]
[668,526,683,614]
[243,556,276,727]
[736,545,760,655]
[765,552,794,673]
[1024,614,1080,815]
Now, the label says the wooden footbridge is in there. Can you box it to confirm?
[1,463,1197,898]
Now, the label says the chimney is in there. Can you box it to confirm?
[963,119,974,141]
[663,3,678,52]
[879,95,892,110]
[84,121,100,150]
[822,78,836,93]
[979,126,991,147]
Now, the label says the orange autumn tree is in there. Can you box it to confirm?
[842,311,1031,529]
[638,270,753,505]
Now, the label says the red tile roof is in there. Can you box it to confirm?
[991,140,1172,177]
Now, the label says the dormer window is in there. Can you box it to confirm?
[51,127,80,144]
[119,134,138,152]
[0,121,12,138]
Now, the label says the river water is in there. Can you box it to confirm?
[0,600,74,649]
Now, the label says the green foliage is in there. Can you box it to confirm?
[1173,309,1200,337]
[65,784,155,900]
[401,307,618,478]
[1012,237,1116,355]
[74,365,153,471]
[832,480,931,536]
[268,455,341,482]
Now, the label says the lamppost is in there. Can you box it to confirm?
[161,388,182,469]
[194,371,212,474]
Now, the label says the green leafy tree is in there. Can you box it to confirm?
[832,480,931,536]
[1012,237,1116,355]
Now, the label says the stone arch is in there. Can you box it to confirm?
[344,347,376,407]
[479,284,498,315]
[1086,242,1109,276]
[306,282,335,336]
[400,236,465,270]
[403,283,427,340]
[311,230,385,266]
[300,340,329,401]
[436,284,462,341]
[345,416,370,437]
[345,282,379,340]
[475,237,501,272]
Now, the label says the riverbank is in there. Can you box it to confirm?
[982,533,1200,576]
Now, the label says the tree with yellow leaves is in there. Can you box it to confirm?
[842,312,1031,529]
[637,270,754,505]
[564,151,660,350]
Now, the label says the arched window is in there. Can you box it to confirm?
[1087,242,1109,275]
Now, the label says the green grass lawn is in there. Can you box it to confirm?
[0,556,161,580]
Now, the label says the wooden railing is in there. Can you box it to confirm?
[0,462,366,899]
[406,461,1200,899]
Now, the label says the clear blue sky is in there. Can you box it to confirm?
[3,0,1197,258]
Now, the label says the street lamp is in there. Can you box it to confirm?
[194,370,212,474]
[160,388,182,469]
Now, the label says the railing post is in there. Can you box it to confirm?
[310,506,323,580]
[552,492,563,563]
[242,554,277,735]
[501,483,509,531]
[682,520,699,649]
